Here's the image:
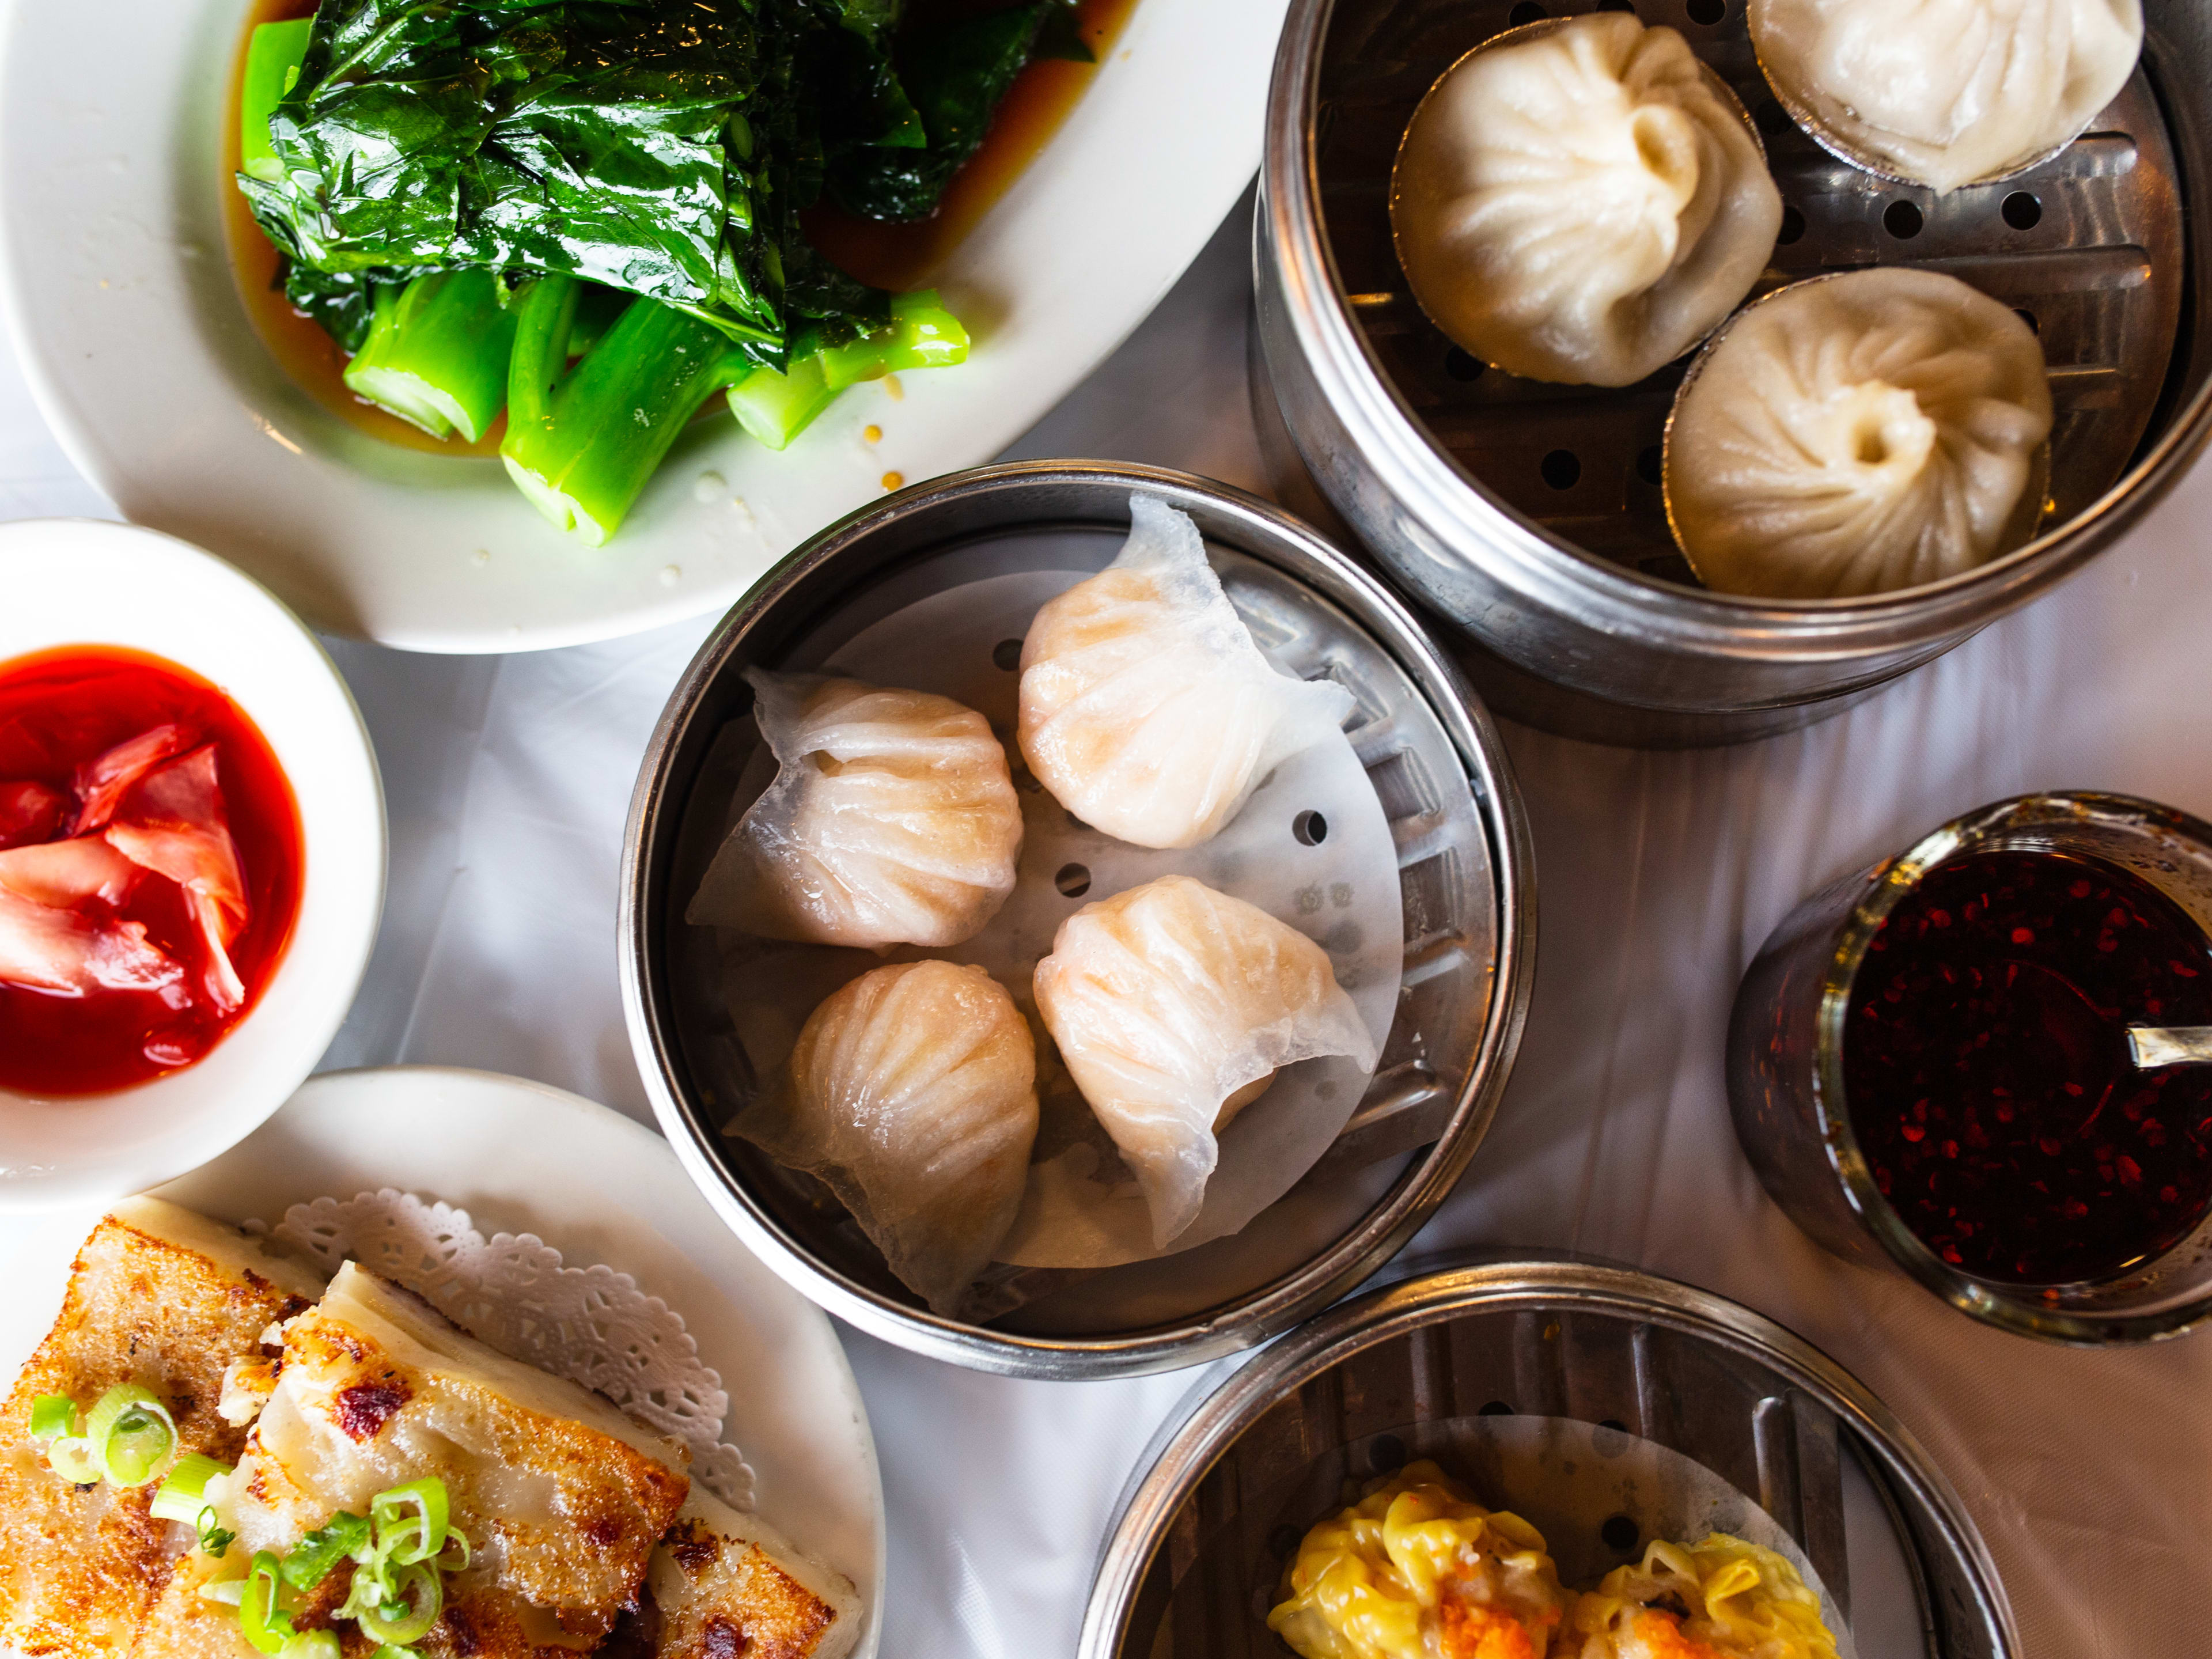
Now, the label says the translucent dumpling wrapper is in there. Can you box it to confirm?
[1665,268,2053,599]
[1032,874,1378,1250]
[688,669,1023,949]
[1017,495,1354,851]
[1751,0,2143,194]
[733,960,1039,1317]
[1566,1533,1841,1659]
[1391,13,1782,388]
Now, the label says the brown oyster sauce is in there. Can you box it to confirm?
[1843,849,2212,1287]
[220,0,1139,454]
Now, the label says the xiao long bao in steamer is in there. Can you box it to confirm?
[1389,13,1783,388]
[1750,0,2145,194]
[687,668,1023,949]
[1665,268,2054,600]
[1017,494,1354,850]
[732,960,1039,1318]
[1032,875,1378,1252]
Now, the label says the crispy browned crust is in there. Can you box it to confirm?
[134,1548,603,1659]
[0,1213,315,1659]
[653,1520,838,1659]
[276,1300,688,1630]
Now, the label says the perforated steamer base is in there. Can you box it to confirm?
[1312,0,2187,587]
[1081,1262,2017,1659]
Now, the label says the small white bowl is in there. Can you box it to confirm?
[0,520,385,1210]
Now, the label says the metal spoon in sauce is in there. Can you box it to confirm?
[2128,1027,2212,1068]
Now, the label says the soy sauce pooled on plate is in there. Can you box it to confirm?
[1844,850,2212,1285]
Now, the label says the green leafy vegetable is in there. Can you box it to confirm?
[237,1551,296,1656]
[343,270,518,440]
[825,2,1056,222]
[726,286,967,447]
[237,0,834,350]
[502,276,753,542]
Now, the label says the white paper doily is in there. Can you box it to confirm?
[253,1190,753,1509]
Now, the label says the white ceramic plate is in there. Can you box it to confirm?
[0,0,1285,652]
[0,1066,885,1659]
[0,520,384,1212]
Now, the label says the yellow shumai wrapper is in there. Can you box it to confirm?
[1564,1532,1840,1659]
[1266,1460,1571,1659]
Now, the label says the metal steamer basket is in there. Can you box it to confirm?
[1256,0,2212,747]
[620,464,1535,1378]
[1081,1261,2018,1659]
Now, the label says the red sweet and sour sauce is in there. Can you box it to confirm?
[0,647,304,1096]
[1844,850,2212,1286]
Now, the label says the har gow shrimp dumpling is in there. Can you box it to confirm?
[688,668,1022,949]
[1390,13,1782,388]
[733,960,1039,1317]
[1666,268,2053,599]
[1033,874,1378,1251]
[1751,0,2143,194]
[1017,495,1355,851]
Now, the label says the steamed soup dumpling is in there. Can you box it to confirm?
[1391,13,1782,387]
[1565,1533,1839,1659]
[1666,268,2052,599]
[1751,0,2142,194]
[688,668,1022,949]
[1018,495,1354,850]
[733,960,1039,1317]
[1033,875,1377,1250]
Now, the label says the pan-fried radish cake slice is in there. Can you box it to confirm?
[0,1198,324,1659]
[138,1261,692,1659]
[639,1489,861,1659]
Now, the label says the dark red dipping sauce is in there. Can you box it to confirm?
[1844,849,2212,1286]
[0,647,303,1096]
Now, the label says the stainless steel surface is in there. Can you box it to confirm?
[1256,0,2212,747]
[1727,791,2212,1343]
[619,462,1537,1378]
[1080,1259,2017,1659]
[2128,1025,2212,1068]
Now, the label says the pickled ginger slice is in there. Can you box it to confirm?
[0,837,142,908]
[71,724,190,834]
[0,889,179,996]
[689,671,1023,950]
[102,747,250,1012]
[0,779,67,847]
[1017,495,1354,850]
[733,961,1039,1317]
[1033,875,1378,1249]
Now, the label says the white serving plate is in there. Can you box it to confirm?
[0,1066,885,1659]
[0,0,1285,653]
[0,519,384,1212]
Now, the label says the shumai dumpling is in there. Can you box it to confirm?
[1017,495,1353,851]
[1267,1462,1573,1659]
[734,961,1039,1316]
[1033,875,1377,1249]
[1666,268,2052,598]
[689,668,1023,949]
[1392,13,1781,387]
[1564,1533,1840,1659]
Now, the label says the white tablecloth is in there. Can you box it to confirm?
[6,191,2210,1657]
